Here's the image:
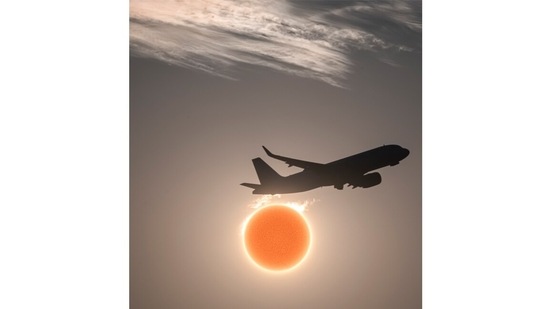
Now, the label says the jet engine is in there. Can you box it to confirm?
[348,172,382,188]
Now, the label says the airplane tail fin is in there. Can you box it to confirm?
[252,157,282,184]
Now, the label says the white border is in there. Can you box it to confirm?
[425,1,549,308]
[0,1,128,308]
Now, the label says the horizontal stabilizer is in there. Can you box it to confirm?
[240,183,261,189]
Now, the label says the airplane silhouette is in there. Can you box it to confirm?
[241,145,410,194]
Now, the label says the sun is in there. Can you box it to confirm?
[243,204,311,272]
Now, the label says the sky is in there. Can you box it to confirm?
[130,1,421,308]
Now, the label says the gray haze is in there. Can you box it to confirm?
[131,1,421,308]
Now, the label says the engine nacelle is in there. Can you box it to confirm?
[350,172,382,188]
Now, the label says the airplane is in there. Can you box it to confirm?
[241,145,410,194]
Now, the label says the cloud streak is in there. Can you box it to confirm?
[130,0,421,87]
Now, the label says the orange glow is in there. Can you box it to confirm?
[244,205,311,271]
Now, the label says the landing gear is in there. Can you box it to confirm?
[334,184,344,190]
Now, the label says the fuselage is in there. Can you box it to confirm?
[252,145,409,194]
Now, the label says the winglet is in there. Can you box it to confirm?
[262,146,274,158]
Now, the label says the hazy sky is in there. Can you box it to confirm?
[131,1,421,308]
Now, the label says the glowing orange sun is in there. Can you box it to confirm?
[243,205,311,272]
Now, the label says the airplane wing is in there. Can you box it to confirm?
[262,146,324,169]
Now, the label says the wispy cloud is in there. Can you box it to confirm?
[247,194,317,213]
[130,0,421,87]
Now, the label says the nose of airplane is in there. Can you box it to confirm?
[402,147,410,158]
